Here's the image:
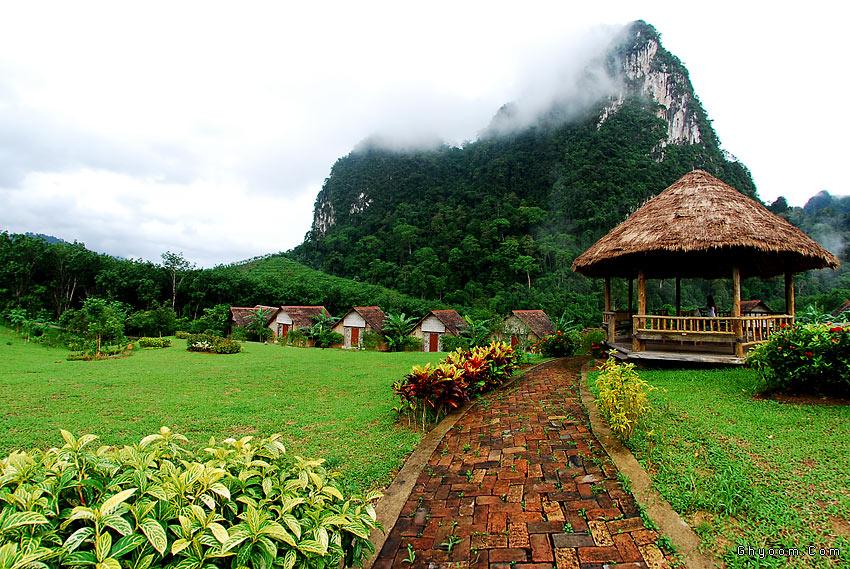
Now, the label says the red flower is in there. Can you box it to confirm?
[805,351,814,358]
[830,326,843,333]
[780,323,788,329]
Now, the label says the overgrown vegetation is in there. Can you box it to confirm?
[0,428,380,569]
[594,356,654,440]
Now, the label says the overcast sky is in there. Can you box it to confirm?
[0,1,846,266]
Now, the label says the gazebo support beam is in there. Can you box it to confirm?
[603,277,615,342]
[632,271,647,352]
[628,278,633,316]
[675,277,681,316]
[785,272,796,317]
[732,266,744,358]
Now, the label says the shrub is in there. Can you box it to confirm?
[536,330,579,357]
[189,304,230,336]
[595,356,654,440]
[747,322,850,396]
[126,303,178,337]
[399,336,422,352]
[439,335,467,352]
[186,333,242,354]
[361,330,385,351]
[278,328,309,347]
[230,326,248,341]
[0,428,380,569]
[138,337,172,348]
[175,330,190,339]
[67,344,130,361]
[579,328,607,358]
[393,341,518,427]
[382,313,417,352]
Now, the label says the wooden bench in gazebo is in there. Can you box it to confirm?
[573,170,839,364]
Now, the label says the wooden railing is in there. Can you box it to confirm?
[633,314,794,344]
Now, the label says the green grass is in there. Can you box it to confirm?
[0,326,442,494]
[591,366,850,568]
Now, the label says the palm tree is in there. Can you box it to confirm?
[383,313,418,352]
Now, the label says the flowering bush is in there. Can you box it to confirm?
[185,333,242,354]
[535,330,579,357]
[393,342,518,428]
[138,336,171,348]
[747,323,850,395]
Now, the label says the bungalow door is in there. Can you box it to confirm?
[428,332,439,352]
[350,326,360,347]
[281,324,290,338]
[511,335,519,348]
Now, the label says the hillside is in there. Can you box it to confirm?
[291,21,761,322]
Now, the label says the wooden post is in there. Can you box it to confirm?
[785,272,796,317]
[603,277,616,342]
[632,271,647,352]
[732,266,744,358]
[675,277,681,316]
[628,278,633,316]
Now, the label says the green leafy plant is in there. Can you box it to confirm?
[382,313,417,352]
[535,330,579,357]
[278,329,309,348]
[747,322,850,396]
[0,428,381,569]
[185,333,242,354]
[595,355,654,440]
[306,314,342,349]
[245,308,274,343]
[459,317,493,349]
[138,337,171,348]
[402,544,415,564]
[360,330,385,351]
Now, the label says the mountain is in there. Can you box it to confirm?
[290,20,758,322]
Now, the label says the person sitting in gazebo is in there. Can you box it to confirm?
[706,295,717,317]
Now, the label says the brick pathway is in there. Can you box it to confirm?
[373,358,671,569]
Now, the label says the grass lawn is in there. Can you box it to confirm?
[0,326,443,494]
[590,366,850,567]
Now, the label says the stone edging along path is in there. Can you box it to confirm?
[578,362,716,569]
[365,359,553,567]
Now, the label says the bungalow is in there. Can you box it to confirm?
[500,309,555,347]
[411,309,467,352]
[228,305,279,333]
[333,306,386,349]
[270,305,329,338]
[740,299,772,315]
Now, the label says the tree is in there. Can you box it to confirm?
[161,251,193,311]
[382,312,418,352]
[245,307,273,342]
[60,296,126,357]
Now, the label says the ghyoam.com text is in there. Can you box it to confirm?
[736,545,841,560]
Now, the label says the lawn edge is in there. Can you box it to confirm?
[365,358,552,568]
[579,362,717,569]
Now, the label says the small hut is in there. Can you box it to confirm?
[740,299,771,315]
[411,309,467,352]
[500,310,556,347]
[333,306,387,349]
[270,306,329,338]
[572,170,839,363]
[229,305,279,333]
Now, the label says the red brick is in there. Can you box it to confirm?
[489,548,529,562]
[613,533,643,563]
[530,534,553,562]
[577,545,621,564]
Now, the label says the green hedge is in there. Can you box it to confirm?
[0,428,380,569]
[138,337,171,348]
[185,333,242,354]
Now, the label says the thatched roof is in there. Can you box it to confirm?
[572,170,840,278]
[280,306,329,328]
[511,310,555,338]
[416,309,468,335]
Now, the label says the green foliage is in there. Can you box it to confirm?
[305,314,342,349]
[536,331,579,357]
[595,356,654,440]
[747,323,850,396]
[175,331,190,339]
[458,316,493,348]
[439,335,467,353]
[360,330,384,352]
[245,308,274,343]
[138,337,171,349]
[579,328,607,357]
[0,428,381,569]
[277,329,309,348]
[382,313,417,352]
[59,297,127,357]
[190,305,230,336]
[126,303,178,337]
[185,334,242,355]
[393,342,518,428]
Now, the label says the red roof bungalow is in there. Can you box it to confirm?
[332,306,387,349]
[499,310,555,348]
[411,309,467,352]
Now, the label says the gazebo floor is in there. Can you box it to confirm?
[609,342,745,365]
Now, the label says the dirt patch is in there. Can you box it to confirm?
[829,515,850,538]
[229,426,257,435]
[753,392,850,406]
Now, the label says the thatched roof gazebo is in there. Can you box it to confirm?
[572,170,839,362]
